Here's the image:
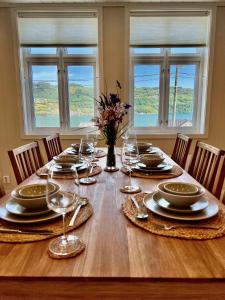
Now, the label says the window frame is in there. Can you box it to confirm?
[130,47,205,134]
[21,46,97,134]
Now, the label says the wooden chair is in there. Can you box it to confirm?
[8,142,44,184]
[171,133,192,169]
[0,181,5,198]
[42,133,63,162]
[188,141,225,198]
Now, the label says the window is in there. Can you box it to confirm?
[130,11,211,134]
[18,12,98,134]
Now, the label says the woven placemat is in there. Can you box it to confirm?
[36,166,102,180]
[120,165,183,179]
[0,194,93,243]
[122,193,225,240]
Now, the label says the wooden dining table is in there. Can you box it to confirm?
[0,148,224,300]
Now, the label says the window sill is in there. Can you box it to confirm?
[20,131,208,141]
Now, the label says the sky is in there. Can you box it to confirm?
[31,47,196,89]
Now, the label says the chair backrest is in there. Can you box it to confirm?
[171,133,192,169]
[214,155,225,200]
[188,141,225,198]
[0,181,5,198]
[42,133,63,162]
[8,141,44,184]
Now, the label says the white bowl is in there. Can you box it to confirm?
[136,142,152,152]
[140,154,164,167]
[71,143,92,153]
[11,184,60,210]
[53,155,80,164]
[157,182,205,208]
[163,182,199,195]
[12,183,59,199]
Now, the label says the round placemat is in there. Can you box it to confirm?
[122,193,225,240]
[120,165,183,179]
[0,194,93,243]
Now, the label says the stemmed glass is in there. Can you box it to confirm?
[86,133,98,161]
[79,137,96,185]
[46,163,83,257]
[120,138,141,193]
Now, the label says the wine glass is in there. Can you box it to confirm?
[120,138,141,193]
[79,137,96,185]
[46,163,83,257]
[86,132,98,161]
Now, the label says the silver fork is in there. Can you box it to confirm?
[154,224,221,230]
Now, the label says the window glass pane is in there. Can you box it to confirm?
[30,48,57,55]
[168,64,196,127]
[133,48,161,55]
[31,65,60,127]
[133,64,161,127]
[68,65,94,127]
[66,47,95,55]
[170,48,197,54]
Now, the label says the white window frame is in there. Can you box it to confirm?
[126,7,215,137]
[130,47,205,135]
[21,46,97,135]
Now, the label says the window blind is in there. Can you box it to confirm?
[18,12,98,46]
[130,11,210,47]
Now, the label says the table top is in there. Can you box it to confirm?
[0,148,225,299]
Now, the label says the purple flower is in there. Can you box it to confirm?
[110,93,120,104]
[124,103,132,109]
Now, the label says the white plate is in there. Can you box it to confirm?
[66,147,94,155]
[144,192,219,221]
[133,164,173,173]
[153,192,209,214]
[53,163,87,173]
[0,205,61,224]
[137,162,167,170]
[6,199,50,217]
[132,147,159,155]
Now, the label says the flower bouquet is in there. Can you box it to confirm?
[93,81,131,171]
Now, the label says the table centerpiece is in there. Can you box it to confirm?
[93,81,131,172]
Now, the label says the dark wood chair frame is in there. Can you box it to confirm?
[8,141,44,184]
[0,182,5,198]
[42,133,63,162]
[171,133,192,169]
[188,141,225,198]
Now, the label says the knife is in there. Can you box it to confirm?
[0,228,54,235]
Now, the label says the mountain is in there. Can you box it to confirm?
[33,82,194,115]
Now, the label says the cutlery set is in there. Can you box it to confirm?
[0,228,54,235]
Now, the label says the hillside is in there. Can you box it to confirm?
[33,82,194,115]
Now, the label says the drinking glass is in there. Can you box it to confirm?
[120,139,141,193]
[79,137,96,184]
[46,163,82,257]
[86,132,98,161]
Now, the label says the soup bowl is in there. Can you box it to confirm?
[157,182,205,208]
[140,154,164,167]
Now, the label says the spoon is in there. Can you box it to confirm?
[69,197,88,227]
[131,196,149,220]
